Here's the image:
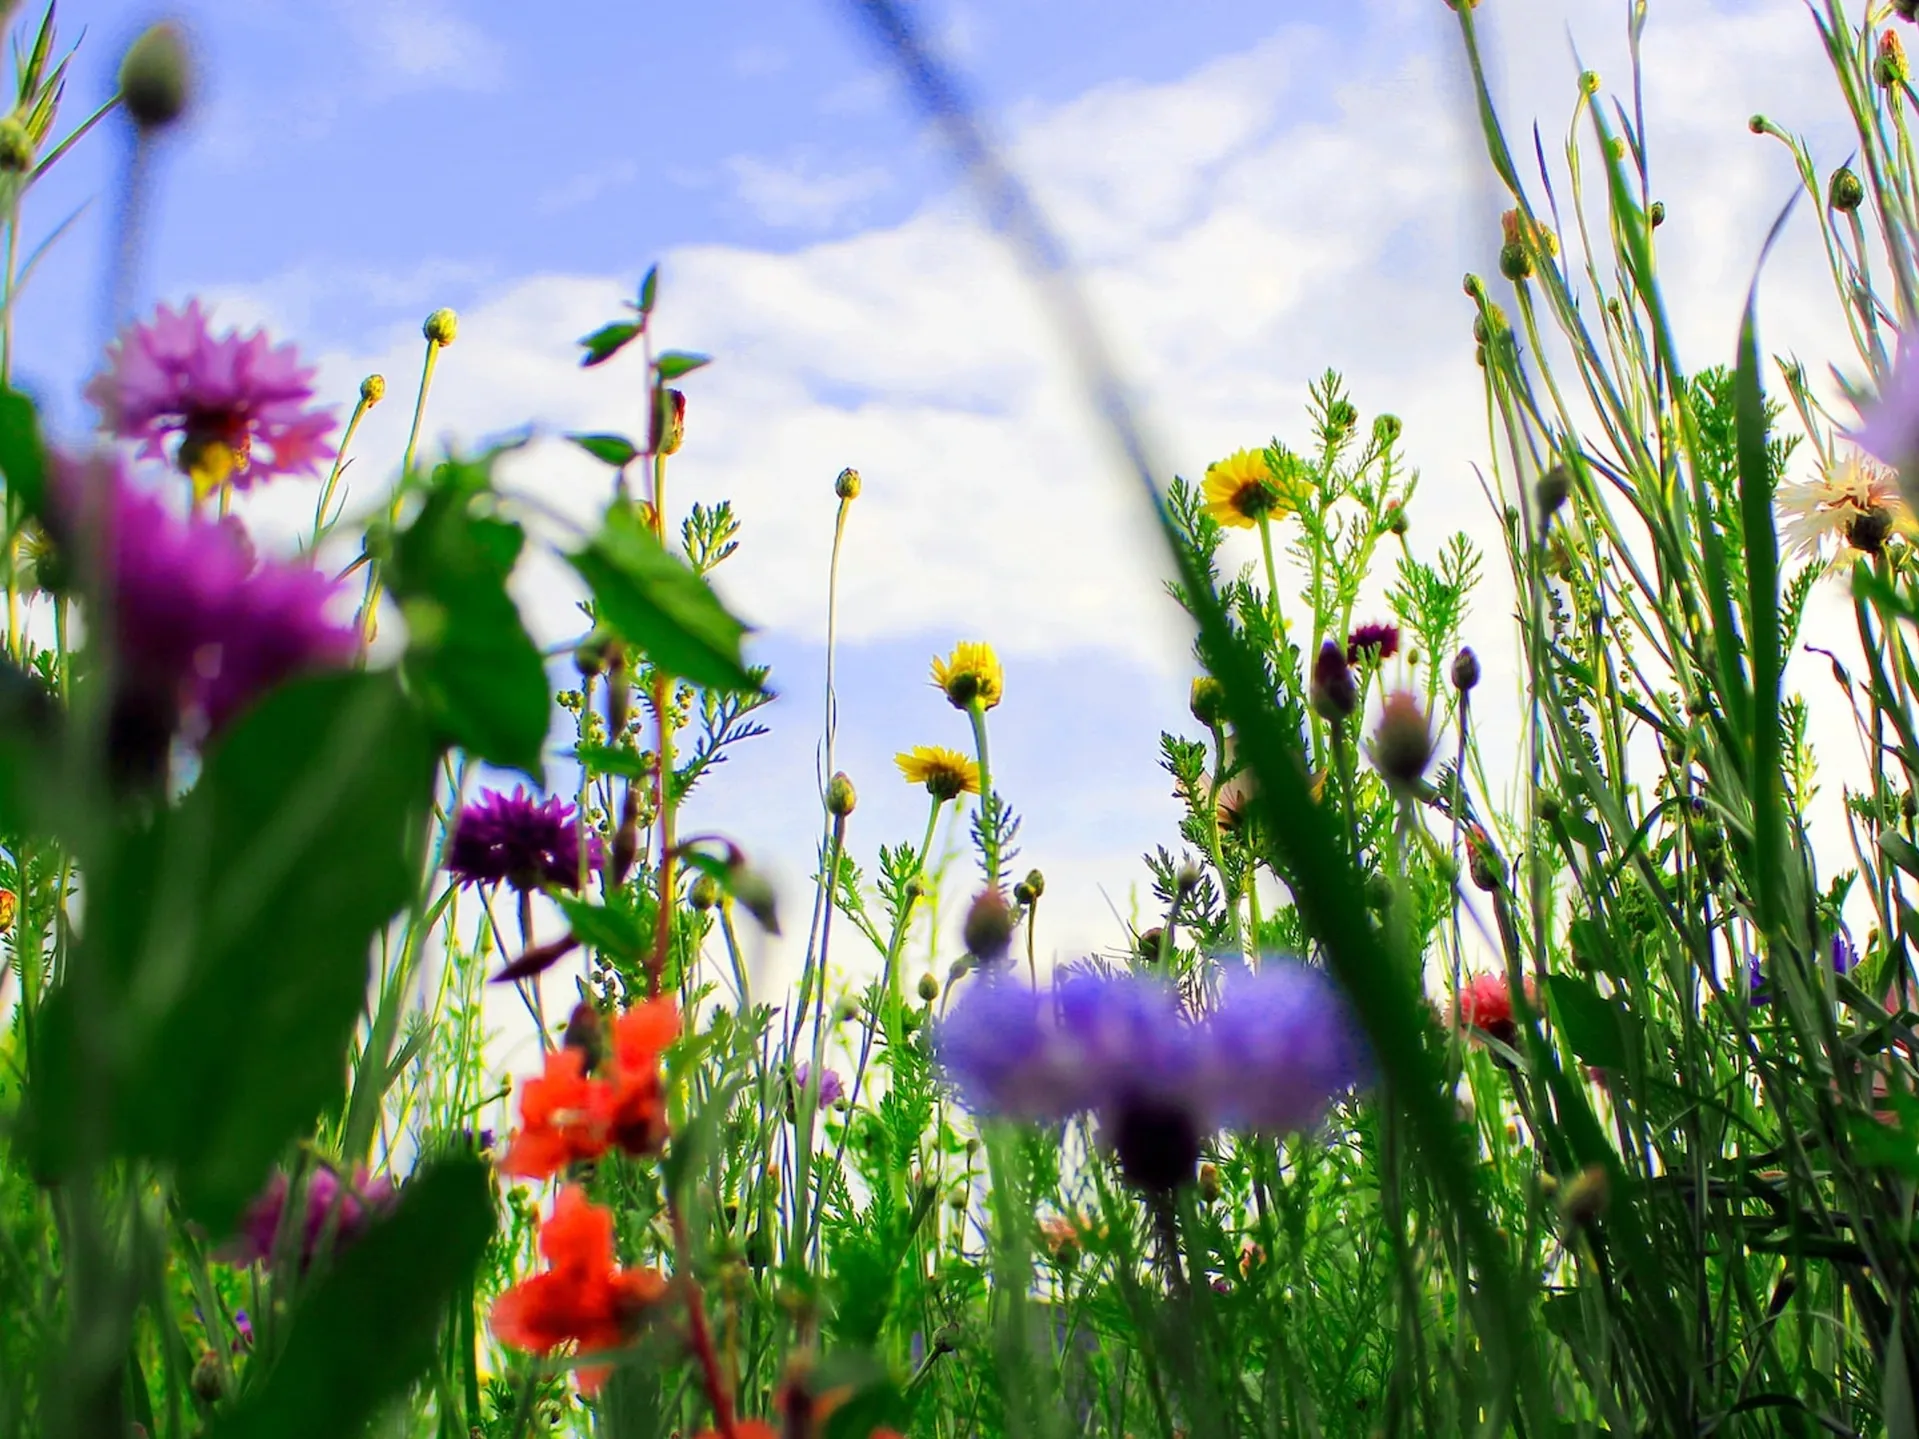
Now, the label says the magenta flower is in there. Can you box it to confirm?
[1853,330,1919,474]
[86,299,337,491]
[446,787,602,892]
[1346,621,1401,664]
[48,455,356,778]
[227,1164,396,1271]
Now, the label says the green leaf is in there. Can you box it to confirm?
[574,742,649,779]
[554,894,646,966]
[28,671,437,1229]
[568,432,640,468]
[0,657,61,836]
[1883,830,1919,884]
[206,1160,495,1439]
[653,350,710,381]
[0,386,47,513]
[580,321,641,368]
[389,453,550,776]
[637,264,659,315]
[1545,974,1630,1071]
[569,502,758,693]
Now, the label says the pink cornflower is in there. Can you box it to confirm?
[227,1163,396,1272]
[86,300,337,494]
[48,454,356,777]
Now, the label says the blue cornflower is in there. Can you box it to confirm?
[936,960,1364,1192]
[1748,933,1856,1006]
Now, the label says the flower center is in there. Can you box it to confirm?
[1110,1094,1201,1193]
[1230,481,1277,520]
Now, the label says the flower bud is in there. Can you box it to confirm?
[0,119,32,173]
[651,386,687,456]
[1879,30,1909,88]
[1020,867,1045,899]
[0,889,13,932]
[1174,860,1203,894]
[1648,200,1666,228]
[1748,113,1768,135]
[1198,1162,1220,1203]
[1451,647,1481,693]
[562,1002,605,1072]
[422,308,459,346]
[1579,70,1601,96]
[826,771,857,817]
[190,1350,229,1403]
[917,972,940,1002]
[118,23,191,131]
[1310,639,1358,722]
[729,862,780,934]
[1370,690,1434,791]
[963,888,1014,962]
[360,373,386,406]
[690,872,719,910]
[1498,242,1532,282]
[1189,675,1226,728]
[1466,825,1505,892]
[1135,926,1164,962]
[1535,464,1571,521]
[1384,499,1409,536]
[834,466,862,499]
[1829,165,1866,212]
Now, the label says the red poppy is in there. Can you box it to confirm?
[490,1187,669,1393]
[607,1000,679,1157]
[500,1047,614,1180]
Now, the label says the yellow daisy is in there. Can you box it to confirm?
[895,745,980,801]
[1202,447,1309,529]
[931,641,1004,710]
[1776,453,1913,563]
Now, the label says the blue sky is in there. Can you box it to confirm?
[6,0,1876,979]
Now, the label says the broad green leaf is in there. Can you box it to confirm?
[569,502,758,693]
[28,671,437,1229]
[554,894,647,966]
[389,454,550,777]
[206,1159,495,1439]
[574,741,649,779]
[568,432,640,468]
[580,321,641,367]
[0,386,46,513]
[1883,830,1919,884]
[653,349,710,381]
[1546,974,1630,1072]
[0,657,60,836]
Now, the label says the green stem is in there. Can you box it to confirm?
[309,387,377,549]
[967,699,1000,892]
[358,336,444,646]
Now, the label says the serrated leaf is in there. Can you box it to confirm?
[568,502,758,693]
[1546,973,1630,1072]
[580,321,641,368]
[568,432,640,468]
[206,1160,495,1439]
[654,350,710,381]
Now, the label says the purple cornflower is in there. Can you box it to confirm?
[226,1164,395,1271]
[795,1063,845,1106]
[445,787,602,892]
[1748,934,1856,1006]
[86,299,337,492]
[937,961,1363,1192]
[49,455,355,776]
[1346,621,1400,664]
[1853,330,1919,477]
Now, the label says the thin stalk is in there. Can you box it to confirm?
[358,333,445,645]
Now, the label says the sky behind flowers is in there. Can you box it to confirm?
[14,0,1876,983]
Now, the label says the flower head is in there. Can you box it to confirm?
[931,641,1003,710]
[1346,621,1401,664]
[500,1001,678,1177]
[1776,453,1909,563]
[1202,446,1309,529]
[1369,689,1434,791]
[490,1186,670,1393]
[86,301,337,494]
[605,1000,678,1158]
[48,456,354,772]
[446,787,603,892]
[896,744,979,800]
[227,1164,395,1271]
[938,962,1363,1191]
[1748,932,1856,1006]
[794,1062,845,1107]
[1455,972,1535,1049]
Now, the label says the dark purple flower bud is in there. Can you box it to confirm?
[1310,640,1357,722]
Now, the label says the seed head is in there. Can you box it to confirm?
[119,24,191,131]
[422,308,458,346]
[826,771,857,817]
[1190,674,1226,727]
[963,888,1014,962]
[834,466,862,500]
[1369,690,1434,791]
[1451,646,1481,693]
[1829,165,1866,212]
[360,373,386,406]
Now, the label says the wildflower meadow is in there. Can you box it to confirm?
[12,0,1919,1435]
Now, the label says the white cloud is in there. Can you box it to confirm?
[335,0,508,95]
[725,153,894,231]
[217,0,1878,967]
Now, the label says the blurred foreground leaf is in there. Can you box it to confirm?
[207,1159,495,1439]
